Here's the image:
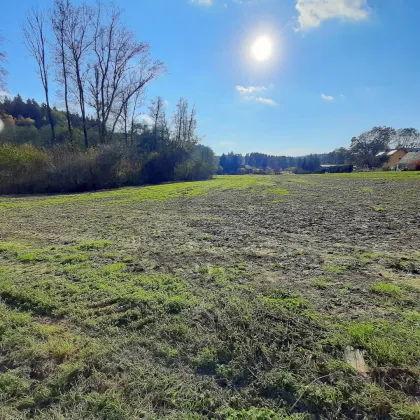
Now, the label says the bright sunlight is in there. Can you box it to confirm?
[251,36,272,61]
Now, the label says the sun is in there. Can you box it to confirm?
[251,36,272,61]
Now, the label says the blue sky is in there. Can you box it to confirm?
[2,0,420,155]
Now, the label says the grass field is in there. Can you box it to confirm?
[1,173,419,419]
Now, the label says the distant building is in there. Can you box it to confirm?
[398,151,420,170]
[376,148,420,170]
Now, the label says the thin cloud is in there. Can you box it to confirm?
[236,85,266,95]
[190,0,213,5]
[255,97,277,106]
[219,141,234,146]
[243,95,277,106]
[296,0,370,30]
[321,93,334,101]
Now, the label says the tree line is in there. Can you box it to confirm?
[218,149,351,175]
[218,127,420,174]
[0,1,217,194]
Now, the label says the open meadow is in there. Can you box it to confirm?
[0,172,419,419]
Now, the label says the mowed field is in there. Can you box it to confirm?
[0,173,419,419]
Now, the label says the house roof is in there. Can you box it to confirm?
[398,151,420,166]
[376,148,414,157]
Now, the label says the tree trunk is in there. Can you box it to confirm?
[74,60,88,148]
[45,91,56,147]
[61,46,73,143]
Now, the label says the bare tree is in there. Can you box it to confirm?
[150,96,164,138]
[172,98,198,147]
[129,89,143,144]
[63,1,93,148]
[89,3,164,144]
[51,0,72,143]
[148,96,170,149]
[187,104,197,143]
[173,98,188,144]
[23,8,56,146]
[120,86,144,145]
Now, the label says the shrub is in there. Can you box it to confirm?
[0,142,216,195]
[0,143,51,193]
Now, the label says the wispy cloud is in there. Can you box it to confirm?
[190,0,213,5]
[255,97,277,106]
[236,85,276,105]
[242,95,277,106]
[219,141,234,146]
[236,85,266,95]
[321,93,334,101]
[296,0,370,30]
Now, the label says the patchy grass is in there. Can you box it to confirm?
[312,278,332,289]
[322,265,347,274]
[76,240,113,250]
[0,173,419,418]
[370,282,405,298]
[345,320,420,367]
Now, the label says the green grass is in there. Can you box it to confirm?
[370,282,405,298]
[0,173,419,418]
[345,320,420,366]
[322,265,347,274]
[312,278,332,289]
[0,175,279,210]
[17,253,38,262]
[76,240,113,250]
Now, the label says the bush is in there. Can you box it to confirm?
[0,143,51,193]
[0,142,216,195]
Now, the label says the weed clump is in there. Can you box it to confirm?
[370,282,404,298]
[77,240,113,250]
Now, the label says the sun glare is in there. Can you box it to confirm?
[251,36,272,61]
